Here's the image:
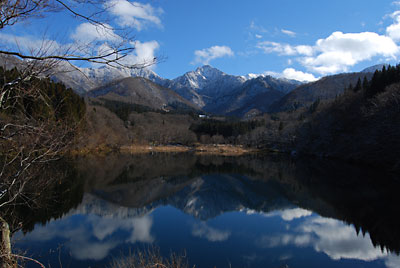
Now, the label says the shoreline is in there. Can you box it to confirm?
[72,144,261,156]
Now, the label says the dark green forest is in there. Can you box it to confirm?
[295,65,400,172]
[189,118,265,138]
[0,67,86,124]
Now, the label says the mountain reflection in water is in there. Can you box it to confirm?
[12,153,400,268]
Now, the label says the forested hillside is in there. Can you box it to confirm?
[295,65,400,172]
[0,67,85,124]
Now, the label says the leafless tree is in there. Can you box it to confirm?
[0,0,159,266]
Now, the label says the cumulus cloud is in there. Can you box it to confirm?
[387,11,400,41]
[192,45,234,65]
[95,40,159,69]
[127,40,159,68]
[71,23,120,43]
[259,69,318,82]
[105,0,163,30]
[259,31,399,75]
[192,222,231,242]
[257,41,313,56]
[0,33,63,56]
[281,29,296,37]
[258,22,400,76]
[281,68,318,82]
[303,31,398,74]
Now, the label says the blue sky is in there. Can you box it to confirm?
[2,0,400,81]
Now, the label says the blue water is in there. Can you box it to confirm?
[11,154,400,268]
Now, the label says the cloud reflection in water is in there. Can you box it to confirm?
[20,213,154,261]
[256,208,400,267]
[192,222,231,242]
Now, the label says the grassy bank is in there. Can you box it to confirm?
[72,144,260,156]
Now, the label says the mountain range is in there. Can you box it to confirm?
[56,63,385,117]
[87,76,199,113]
[0,54,387,117]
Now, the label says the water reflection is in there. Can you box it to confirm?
[11,153,400,267]
[18,199,155,261]
[192,222,231,242]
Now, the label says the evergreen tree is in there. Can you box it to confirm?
[353,78,362,92]
[362,76,370,92]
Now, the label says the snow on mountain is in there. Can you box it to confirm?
[52,64,167,95]
[204,75,299,116]
[52,62,301,116]
[166,65,247,107]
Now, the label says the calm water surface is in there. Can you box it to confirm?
[12,153,400,268]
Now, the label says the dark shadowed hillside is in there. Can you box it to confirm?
[295,66,400,172]
[269,72,373,112]
[204,76,298,117]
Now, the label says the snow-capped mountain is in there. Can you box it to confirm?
[165,65,247,107]
[205,75,300,116]
[47,62,303,116]
[52,64,167,95]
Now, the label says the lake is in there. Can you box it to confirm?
[11,153,400,268]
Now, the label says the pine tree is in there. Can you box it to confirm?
[362,76,369,92]
[353,78,362,92]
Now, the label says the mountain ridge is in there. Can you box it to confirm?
[87,76,200,112]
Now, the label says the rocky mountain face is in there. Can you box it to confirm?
[164,65,247,108]
[52,64,167,95]
[2,54,390,117]
[204,75,300,117]
[59,64,302,116]
[87,76,200,112]
[165,66,302,117]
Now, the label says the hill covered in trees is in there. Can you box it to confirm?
[293,65,400,172]
[0,67,85,124]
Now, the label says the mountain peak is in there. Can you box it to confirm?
[194,65,224,77]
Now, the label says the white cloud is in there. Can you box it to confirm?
[257,41,313,56]
[256,215,400,264]
[89,40,159,69]
[300,217,388,261]
[192,45,234,65]
[192,222,231,242]
[105,0,163,30]
[258,28,399,76]
[249,20,268,33]
[0,33,63,56]
[21,213,155,261]
[261,69,318,82]
[386,255,400,268]
[255,34,263,39]
[127,40,159,68]
[257,207,315,220]
[281,29,296,37]
[387,11,400,41]
[280,208,313,221]
[302,31,398,74]
[71,23,120,43]
[281,68,318,82]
